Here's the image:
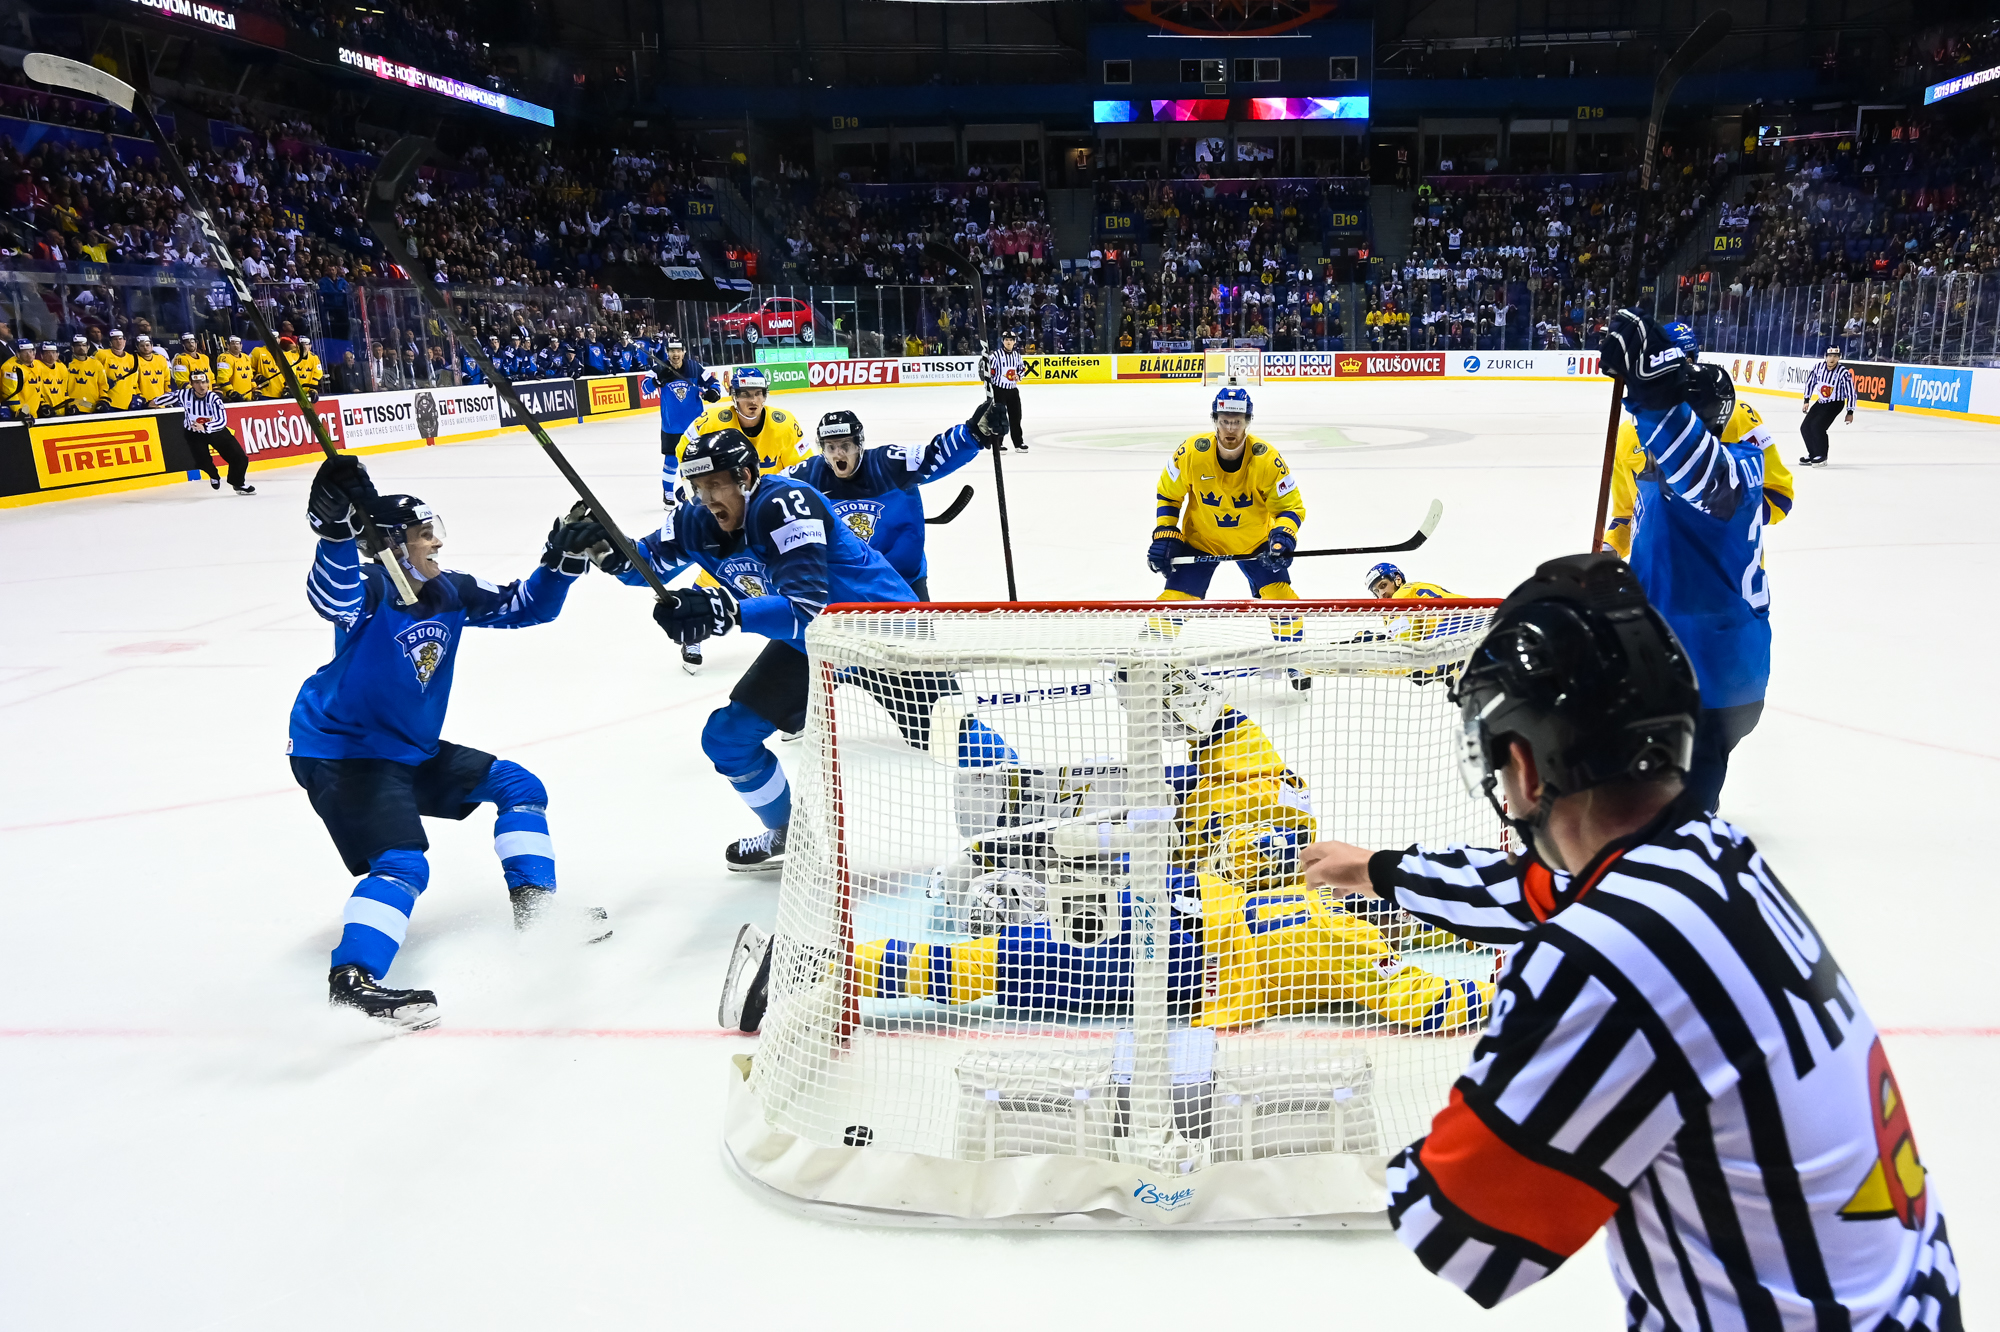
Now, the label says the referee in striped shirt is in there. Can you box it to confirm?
[1799,345,1856,466]
[1302,554,1960,1328]
[164,369,255,494]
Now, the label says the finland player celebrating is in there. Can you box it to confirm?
[1597,310,1783,812]
[1147,387,1306,613]
[787,405,996,600]
[1301,553,1959,1328]
[290,457,610,1029]
[601,427,1015,870]
[654,333,721,504]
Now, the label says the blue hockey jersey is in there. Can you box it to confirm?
[784,423,982,581]
[618,474,914,651]
[655,355,717,457]
[1626,399,1772,709]
[289,540,576,764]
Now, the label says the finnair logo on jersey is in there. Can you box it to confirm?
[771,517,826,552]
[396,621,450,689]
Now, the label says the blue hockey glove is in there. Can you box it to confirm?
[307,455,376,541]
[1148,535,1189,575]
[539,504,606,577]
[652,584,738,645]
[1258,529,1296,572]
[1598,308,1687,411]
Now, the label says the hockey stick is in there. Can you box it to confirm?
[924,241,1018,599]
[1590,10,1731,553]
[363,136,669,602]
[1170,499,1442,566]
[21,51,423,606]
[925,485,974,526]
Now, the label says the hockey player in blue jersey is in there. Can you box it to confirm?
[654,333,721,503]
[1598,308,1773,812]
[788,405,994,599]
[599,424,1016,870]
[290,456,609,1029]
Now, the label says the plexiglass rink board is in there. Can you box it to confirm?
[746,601,1501,1218]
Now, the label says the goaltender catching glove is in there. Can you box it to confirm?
[652,583,738,645]
[1597,308,1689,411]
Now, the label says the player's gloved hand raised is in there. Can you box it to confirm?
[967,396,1010,447]
[700,376,722,403]
[1258,529,1296,572]
[307,454,377,541]
[1597,308,1688,411]
[1147,535,1189,575]
[652,584,738,645]
[539,502,607,577]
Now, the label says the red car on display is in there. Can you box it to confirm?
[709,296,819,343]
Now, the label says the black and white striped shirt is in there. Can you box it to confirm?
[1372,795,1960,1328]
[984,347,1026,388]
[161,386,228,433]
[1802,362,1856,410]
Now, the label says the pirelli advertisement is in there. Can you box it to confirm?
[0,409,195,500]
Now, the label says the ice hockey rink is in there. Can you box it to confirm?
[2,377,1991,1328]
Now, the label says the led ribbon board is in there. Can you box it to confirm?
[1246,96,1371,121]
[1150,98,1229,122]
[1924,63,2000,105]
[338,48,555,127]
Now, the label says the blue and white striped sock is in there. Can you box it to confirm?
[730,750,792,830]
[330,848,431,978]
[494,804,556,890]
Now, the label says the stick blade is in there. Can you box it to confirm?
[1416,498,1444,539]
[23,53,136,111]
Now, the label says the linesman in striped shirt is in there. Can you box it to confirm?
[1302,553,1960,1329]
[1800,345,1856,466]
[161,369,254,494]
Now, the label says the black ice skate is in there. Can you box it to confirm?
[718,922,772,1032]
[681,642,704,675]
[232,483,257,495]
[509,887,613,943]
[328,964,439,1030]
[726,823,787,873]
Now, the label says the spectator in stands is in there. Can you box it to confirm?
[329,349,365,395]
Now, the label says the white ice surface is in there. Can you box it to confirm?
[1,379,1990,1328]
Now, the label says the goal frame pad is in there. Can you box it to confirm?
[726,598,1503,1229]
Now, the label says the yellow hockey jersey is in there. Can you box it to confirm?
[0,355,27,412]
[216,350,255,398]
[681,403,811,473]
[65,355,108,410]
[1155,432,1305,558]
[1605,400,1795,558]
[171,350,212,388]
[295,351,324,393]
[24,359,71,416]
[97,347,141,409]
[134,351,174,405]
[1179,706,1315,865]
[250,345,297,399]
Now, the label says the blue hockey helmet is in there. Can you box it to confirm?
[1662,320,1700,358]
[1365,562,1405,595]
[732,366,769,394]
[1211,386,1254,420]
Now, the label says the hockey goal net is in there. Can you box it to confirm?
[1202,348,1263,387]
[729,599,1503,1227]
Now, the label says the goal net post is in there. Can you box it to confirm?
[1202,349,1264,387]
[726,599,1502,1228]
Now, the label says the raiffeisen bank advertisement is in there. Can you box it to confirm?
[338,49,556,127]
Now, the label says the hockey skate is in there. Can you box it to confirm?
[681,642,704,675]
[328,964,439,1031]
[718,922,772,1032]
[726,823,787,873]
[509,887,613,944]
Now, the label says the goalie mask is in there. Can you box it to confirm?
[1114,667,1225,739]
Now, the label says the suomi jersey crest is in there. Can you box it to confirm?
[394,621,451,688]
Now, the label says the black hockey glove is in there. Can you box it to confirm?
[652,584,738,645]
[700,377,722,403]
[1258,529,1296,573]
[1598,308,1687,411]
[308,455,377,541]
[1147,535,1189,575]
[539,503,607,577]
[967,397,1010,447]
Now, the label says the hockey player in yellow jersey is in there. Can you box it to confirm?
[131,334,174,406]
[0,339,31,419]
[1148,387,1305,605]
[294,336,325,399]
[249,335,298,399]
[25,343,73,417]
[737,671,1492,1036]
[672,365,815,675]
[216,334,255,401]
[65,335,109,412]
[97,328,141,410]
[1603,364,1794,560]
[170,331,212,389]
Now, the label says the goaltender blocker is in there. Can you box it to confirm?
[1302,554,1959,1327]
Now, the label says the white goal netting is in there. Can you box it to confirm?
[729,600,1503,1227]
